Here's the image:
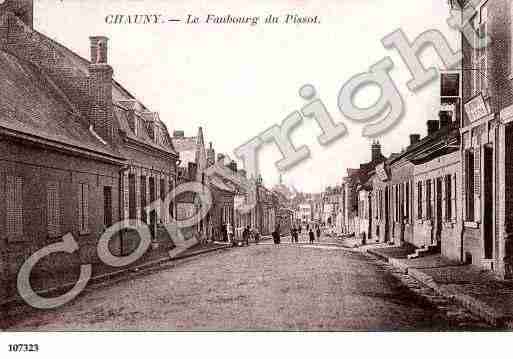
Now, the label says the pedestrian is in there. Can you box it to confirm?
[253,227,260,245]
[316,226,321,241]
[298,225,302,234]
[290,226,295,243]
[309,228,315,244]
[242,226,249,246]
[293,226,299,243]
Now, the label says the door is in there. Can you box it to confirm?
[483,145,494,259]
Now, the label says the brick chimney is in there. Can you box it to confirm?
[228,160,238,173]
[409,134,420,146]
[0,0,33,29]
[88,36,113,142]
[427,120,439,136]
[371,140,382,162]
[207,142,215,166]
[439,110,452,129]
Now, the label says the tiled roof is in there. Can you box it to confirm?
[0,49,121,159]
[38,32,176,156]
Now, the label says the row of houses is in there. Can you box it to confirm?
[331,0,513,280]
[0,0,293,303]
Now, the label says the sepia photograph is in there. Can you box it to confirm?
[0,0,513,356]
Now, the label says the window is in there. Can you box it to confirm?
[405,182,410,223]
[417,181,423,219]
[6,175,23,237]
[78,183,89,234]
[465,149,476,221]
[47,181,61,237]
[160,179,166,201]
[426,180,432,219]
[103,186,113,228]
[445,175,452,221]
[128,174,136,219]
[149,177,156,203]
[140,176,147,223]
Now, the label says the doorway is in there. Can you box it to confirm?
[483,145,494,259]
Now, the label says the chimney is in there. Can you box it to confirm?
[90,36,109,64]
[439,110,452,129]
[228,160,238,173]
[427,120,439,136]
[371,140,382,162]
[0,0,33,29]
[409,134,421,146]
[88,36,113,143]
[207,142,215,166]
[173,130,185,138]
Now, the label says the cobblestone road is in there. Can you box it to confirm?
[6,235,491,331]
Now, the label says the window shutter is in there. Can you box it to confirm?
[7,175,24,238]
[123,173,129,220]
[47,181,60,237]
[452,174,457,222]
[422,181,427,220]
[83,183,89,232]
[474,146,481,222]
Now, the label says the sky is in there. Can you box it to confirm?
[34,0,458,193]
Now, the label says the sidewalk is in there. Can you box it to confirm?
[1,240,232,311]
[365,244,513,328]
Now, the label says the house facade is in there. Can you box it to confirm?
[0,0,179,301]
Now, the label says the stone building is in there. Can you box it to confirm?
[0,1,179,300]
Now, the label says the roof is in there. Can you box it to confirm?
[0,49,122,160]
[35,30,176,156]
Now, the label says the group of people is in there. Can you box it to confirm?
[289,223,322,244]
[242,226,260,245]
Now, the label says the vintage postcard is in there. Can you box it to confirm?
[0,0,512,356]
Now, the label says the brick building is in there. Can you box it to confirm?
[450,0,513,278]
[0,1,179,300]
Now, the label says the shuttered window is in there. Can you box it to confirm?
[128,174,136,219]
[417,181,423,219]
[426,179,432,219]
[140,176,147,223]
[78,183,89,234]
[47,181,61,237]
[405,182,410,223]
[465,149,475,221]
[445,175,452,221]
[6,175,23,238]
[474,146,481,222]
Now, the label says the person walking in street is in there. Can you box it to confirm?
[308,228,315,244]
[293,226,299,243]
[290,226,295,243]
[316,225,321,242]
[253,227,260,245]
[243,226,250,246]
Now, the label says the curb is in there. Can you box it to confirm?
[366,249,390,262]
[367,249,512,329]
[1,244,232,311]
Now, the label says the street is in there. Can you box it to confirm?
[6,234,489,331]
